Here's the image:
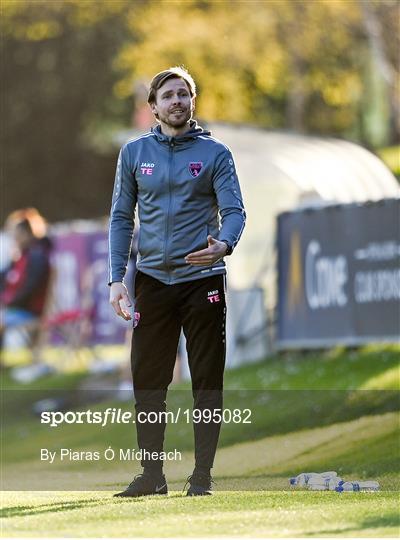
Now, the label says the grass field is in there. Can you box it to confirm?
[3,490,399,538]
[1,345,399,538]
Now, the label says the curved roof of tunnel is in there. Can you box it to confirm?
[209,123,399,205]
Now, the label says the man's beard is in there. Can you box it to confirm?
[161,108,193,129]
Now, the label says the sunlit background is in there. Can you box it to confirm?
[1,3,400,526]
[1,0,399,370]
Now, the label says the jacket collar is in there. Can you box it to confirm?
[151,120,210,146]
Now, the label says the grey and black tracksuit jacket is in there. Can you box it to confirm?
[108,121,246,286]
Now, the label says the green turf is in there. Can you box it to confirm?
[2,410,398,491]
[3,345,398,464]
[222,345,400,391]
[1,345,399,537]
[2,490,400,538]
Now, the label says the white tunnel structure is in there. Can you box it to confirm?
[209,124,399,293]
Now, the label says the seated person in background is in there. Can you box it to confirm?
[0,209,52,352]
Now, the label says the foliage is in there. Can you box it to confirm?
[377,146,400,178]
[2,0,399,219]
[116,0,398,140]
[2,0,131,221]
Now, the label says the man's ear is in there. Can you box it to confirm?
[149,102,157,115]
[191,96,196,112]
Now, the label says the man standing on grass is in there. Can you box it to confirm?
[108,66,246,497]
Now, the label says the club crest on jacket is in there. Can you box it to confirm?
[188,162,203,177]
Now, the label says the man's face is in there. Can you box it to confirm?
[151,77,194,129]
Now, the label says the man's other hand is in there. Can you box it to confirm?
[110,282,132,320]
[185,235,228,266]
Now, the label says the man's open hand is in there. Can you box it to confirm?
[109,282,132,320]
[185,235,228,266]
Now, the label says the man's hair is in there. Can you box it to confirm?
[147,66,196,105]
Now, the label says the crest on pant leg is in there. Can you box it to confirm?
[133,312,141,328]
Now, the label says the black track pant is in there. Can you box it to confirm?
[131,270,226,472]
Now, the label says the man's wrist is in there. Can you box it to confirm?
[221,240,232,256]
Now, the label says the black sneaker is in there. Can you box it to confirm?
[114,472,168,498]
[185,472,214,496]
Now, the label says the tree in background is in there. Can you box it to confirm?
[2,0,131,221]
[2,0,399,220]
[358,0,399,146]
[116,0,399,143]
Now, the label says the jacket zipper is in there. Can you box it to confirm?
[163,140,175,278]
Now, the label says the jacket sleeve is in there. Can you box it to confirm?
[212,148,246,254]
[108,144,137,285]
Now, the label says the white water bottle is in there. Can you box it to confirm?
[289,473,315,487]
[335,481,379,492]
[328,477,343,491]
[308,475,342,491]
[289,471,337,487]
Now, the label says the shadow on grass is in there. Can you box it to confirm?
[308,512,400,536]
[362,513,400,530]
[1,498,109,518]
[112,493,184,501]
[2,492,187,518]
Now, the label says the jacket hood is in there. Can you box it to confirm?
[151,120,211,145]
